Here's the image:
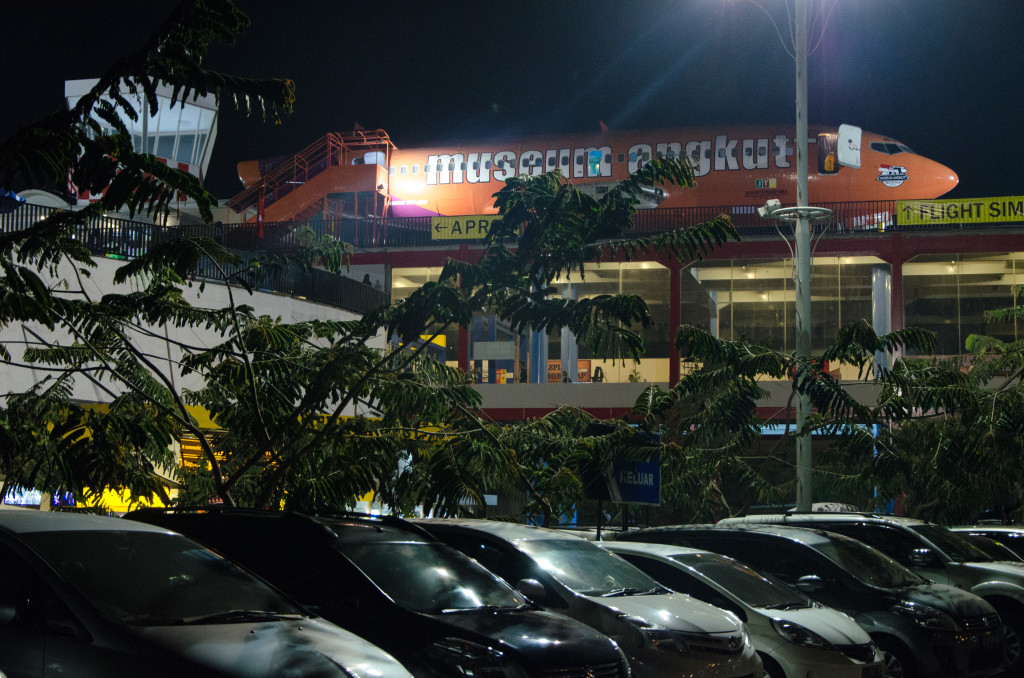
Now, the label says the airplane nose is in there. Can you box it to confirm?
[928,158,959,197]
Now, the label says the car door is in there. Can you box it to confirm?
[0,538,144,678]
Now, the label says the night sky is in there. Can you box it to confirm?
[2,0,1023,200]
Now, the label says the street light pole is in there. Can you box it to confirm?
[794,0,813,513]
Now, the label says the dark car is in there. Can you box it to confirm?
[721,512,1024,674]
[0,509,412,678]
[125,508,630,678]
[614,523,1004,678]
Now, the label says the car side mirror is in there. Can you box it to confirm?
[909,548,936,566]
[516,578,547,601]
[795,575,826,593]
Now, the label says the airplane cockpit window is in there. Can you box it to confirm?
[870,142,912,155]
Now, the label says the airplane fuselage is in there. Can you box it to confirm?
[381,125,958,216]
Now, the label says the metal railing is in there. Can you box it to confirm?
[214,199,1024,251]
[0,198,389,315]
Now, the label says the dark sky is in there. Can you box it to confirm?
[2,0,1023,199]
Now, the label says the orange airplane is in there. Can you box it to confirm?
[231,125,958,222]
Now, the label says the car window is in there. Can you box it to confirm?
[616,553,741,616]
[517,539,661,596]
[823,523,925,566]
[808,534,926,588]
[672,553,814,609]
[910,524,991,562]
[338,541,528,613]
[22,530,304,626]
[0,540,81,638]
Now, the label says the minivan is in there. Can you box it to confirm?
[413,518,764,678]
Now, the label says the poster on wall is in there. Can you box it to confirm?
[547,360,561,383]
[577,360,591,382]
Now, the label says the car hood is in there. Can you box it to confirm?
[131,617,411,678]
[901,583,997,617]
[432,608,622,668]
[754,606,871,645]
[584,592,742,633]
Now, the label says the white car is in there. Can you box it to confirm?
[0,510,412,678]
[603,541,884,678]
[413,518,764,678]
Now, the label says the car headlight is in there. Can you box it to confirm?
[770,618,837,651]
[890,601,959,632]
[620,614,689,654]
[423,637,530,677]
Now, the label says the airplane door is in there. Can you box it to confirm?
[817,133,839,175]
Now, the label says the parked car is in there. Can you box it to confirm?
[412,518,764,678]
[720,512,1024,674]
[952,525,1024,561]
[603,541,884,678]
[0,509,412,678]
[125,508,631,678]
[614,523,1004,678]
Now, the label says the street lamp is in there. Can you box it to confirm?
[758,0,833,512]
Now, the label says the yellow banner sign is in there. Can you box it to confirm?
[430,215,495,240]
[897,196,1024,226]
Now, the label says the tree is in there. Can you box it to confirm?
[0,0,297,506]
[623,320,938,522]
[0,2,741,513]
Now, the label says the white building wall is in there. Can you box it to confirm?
[0,256,383,411]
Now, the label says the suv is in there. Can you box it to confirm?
[614,523,1004,678]
[412,518,764,678]
[125,508,630,678]
[721,512,1024,674]
[0,509,411,678]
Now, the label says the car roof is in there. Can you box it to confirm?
[0,510,172,535]
[623,523,859,548]
[601,541,715,559]
[127,508,434,545]
[411,518,590,543]
[720,512,928,527]
[952,525,1024,534]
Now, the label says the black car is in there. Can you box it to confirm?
[614,524,1004,678]
[0,509,412,678]
[125,508,629,678]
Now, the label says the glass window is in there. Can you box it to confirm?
[904,253,1024,354]
[673,553,813,609]
[23,531,302,626]
[517,539,659,596]
[337,541,528,613]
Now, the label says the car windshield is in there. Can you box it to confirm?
[811,534,928,588]
[911,524,992,563]
[672,553,813,609]
[338,541,529,613]
[24,530,303,626]
[517,539,661,596]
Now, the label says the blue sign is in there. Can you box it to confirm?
[608,455,661,505]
